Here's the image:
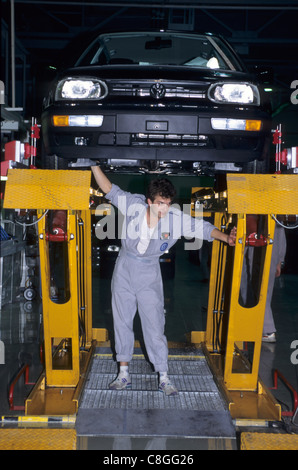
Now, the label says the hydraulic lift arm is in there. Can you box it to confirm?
[191,173,298,423]
[3,169,99,415]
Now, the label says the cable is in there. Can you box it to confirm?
[271,214,298,230]
[212,214,227,352]
[78,217,86,349]
[14,210,49,227]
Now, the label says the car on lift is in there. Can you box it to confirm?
[41,30,272,174]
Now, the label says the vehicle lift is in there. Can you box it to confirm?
[191,173,298,424]
[3,168,298,425]
[3,169,106,415]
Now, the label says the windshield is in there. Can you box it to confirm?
[75,32,242,71]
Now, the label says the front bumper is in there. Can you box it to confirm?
[42,107,271,164]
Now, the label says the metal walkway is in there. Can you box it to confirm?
[76,347,236,450]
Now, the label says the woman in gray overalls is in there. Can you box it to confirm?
[92,166,236,395]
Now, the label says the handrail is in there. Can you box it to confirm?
[8,364,35,411]
[271,369,298,417]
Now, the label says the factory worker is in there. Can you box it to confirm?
[92,165,236,396]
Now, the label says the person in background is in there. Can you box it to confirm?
[262,224,287,342]
[240,217,287,343]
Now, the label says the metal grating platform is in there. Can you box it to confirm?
[0,429,77,450]
[76,348,236,448]
[81,388,226,411]
[80,352,224,411]
[241,432,298,450]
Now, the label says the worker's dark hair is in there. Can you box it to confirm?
[146,178,176,202]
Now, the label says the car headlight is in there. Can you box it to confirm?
[53,115,104,127]
[208,82,260,105]
[211,118,262,131]
[55,78,108,100]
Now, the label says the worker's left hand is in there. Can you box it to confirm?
[227,226,237,246]
[275,262,282,278]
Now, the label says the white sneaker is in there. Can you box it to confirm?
[159,378,178,396]
[262,332,276,343]
[109,374,131,390]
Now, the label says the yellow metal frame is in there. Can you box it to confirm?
[191,173,298,422]
[77,209,93,347]
[37,209,93,387]
[204,211,229,352]
[4,171,297,422]
[3,169,91,210]
[38,210,79,387]
[226,173,298,215]
[202,213,281,422]
[224,214,275,391]
[4,169,98,415]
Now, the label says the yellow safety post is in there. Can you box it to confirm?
[223,213,275,391]
[192,173,298,422]
[4,169,96,415]
[204,211,229,352]
[77,209,93,346]
[37,209,80,387]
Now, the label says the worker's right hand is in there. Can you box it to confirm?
[227,226,237,246]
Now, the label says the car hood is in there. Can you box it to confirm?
[59,64,254,83]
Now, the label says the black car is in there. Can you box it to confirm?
[41,31,272,174]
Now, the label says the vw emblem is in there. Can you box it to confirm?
[150,83,166,99]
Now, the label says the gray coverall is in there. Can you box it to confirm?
[240,223,287,335]
[105,184,216,372]
[263,224,286,335]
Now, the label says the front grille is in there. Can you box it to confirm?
[132,133,208,147]
[108,81,206,100]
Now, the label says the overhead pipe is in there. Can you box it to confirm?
[10,0,16,108]
[8,1,298,10]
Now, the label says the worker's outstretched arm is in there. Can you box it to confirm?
[91,165,112,194]
[211,226,237,246]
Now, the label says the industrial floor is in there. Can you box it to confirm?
[0,235,298,450]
